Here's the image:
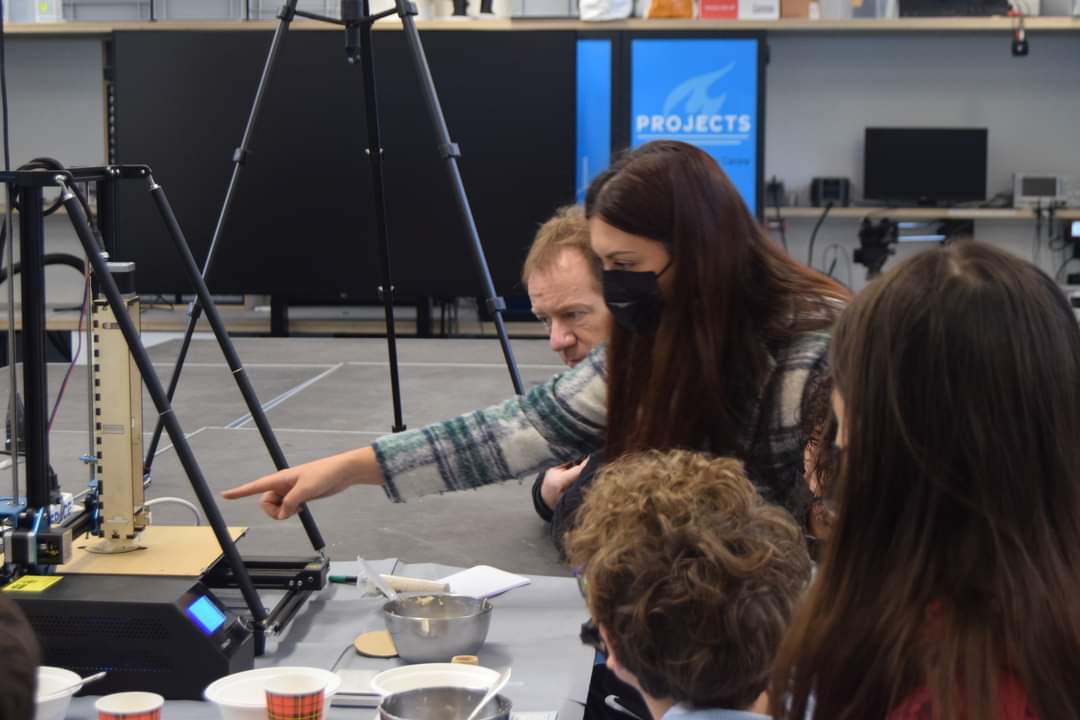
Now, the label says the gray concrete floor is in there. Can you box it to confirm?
[1,336,573,576]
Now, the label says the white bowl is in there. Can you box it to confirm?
[371,663,502,696]
[204,666,341,720]
[35,666,83,720]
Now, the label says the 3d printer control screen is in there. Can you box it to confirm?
[186,595,227,635]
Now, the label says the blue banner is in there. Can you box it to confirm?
[575,38,612,204]
[630,38,760,215]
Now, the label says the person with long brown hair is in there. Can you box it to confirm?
[0,594,40,720]
[771,242,1080,719]
[224,141,846,536]
[586,141,845,512]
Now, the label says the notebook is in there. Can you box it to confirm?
[439,565,531,599]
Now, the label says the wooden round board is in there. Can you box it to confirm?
[354,630,398,658]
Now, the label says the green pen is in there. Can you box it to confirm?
[329,575,359,585]
[329,574,449,592]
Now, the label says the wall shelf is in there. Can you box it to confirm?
[3,16,1079,35]
[777,206,1080,221]
[8,203,1073,221]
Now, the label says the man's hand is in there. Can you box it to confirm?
[540,457,588,511]
[223,447,380,520]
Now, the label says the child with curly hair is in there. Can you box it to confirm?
[565,449,812,720]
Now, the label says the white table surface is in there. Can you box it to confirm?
[65,559,593,719]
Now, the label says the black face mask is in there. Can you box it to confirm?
[602,261,671,335]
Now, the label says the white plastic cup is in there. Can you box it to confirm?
[94,691,165,720]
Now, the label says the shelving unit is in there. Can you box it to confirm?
[13,202,1076,222]
[777,206,1080,221]
[5,13,1076,302]
[2,16,1078,34]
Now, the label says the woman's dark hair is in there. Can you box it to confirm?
[771,242,1080,719]
[0,595,40,720]
[585,140,848,463]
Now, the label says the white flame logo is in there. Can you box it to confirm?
[661,63,735,117]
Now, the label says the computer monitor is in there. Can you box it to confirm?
[898,0,1008,16]
[864,127,988,205]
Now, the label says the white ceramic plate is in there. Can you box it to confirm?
[203,666,341,720]
[371,663,503,696]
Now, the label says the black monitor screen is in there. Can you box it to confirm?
[864,128,987,205]
[111,30,576,300]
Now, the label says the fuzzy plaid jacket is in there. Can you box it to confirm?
[374,330,831,515]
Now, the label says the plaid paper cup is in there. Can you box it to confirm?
[95,691,165,720]
[265,673,327,720]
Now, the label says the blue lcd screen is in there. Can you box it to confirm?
[186,595,227,635]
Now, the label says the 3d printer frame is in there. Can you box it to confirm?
[0,164,328,654]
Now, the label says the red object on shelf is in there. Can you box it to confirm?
[700,0,739,17]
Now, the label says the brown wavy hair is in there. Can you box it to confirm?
[771,242,1080,719]
[521,204,599,287]
[565,450,812,709]
[584,141,849,465]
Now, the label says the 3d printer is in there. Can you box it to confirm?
[0,165,329,699]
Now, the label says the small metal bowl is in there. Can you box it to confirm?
[378,686,511,720]
[383,593,493,664]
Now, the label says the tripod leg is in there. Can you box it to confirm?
[354,5,407,433]
[147,177,326,553]
[145,0,301,476]
[394,1,525,395]
[59,180,269,633]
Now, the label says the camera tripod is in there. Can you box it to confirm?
[143,0,526,474]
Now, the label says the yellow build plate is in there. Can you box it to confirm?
[57,526,247,577]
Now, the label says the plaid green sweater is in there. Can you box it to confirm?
[374,330,831,514]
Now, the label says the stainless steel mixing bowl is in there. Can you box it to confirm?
[378,686,511,720]
[382,593,493,664]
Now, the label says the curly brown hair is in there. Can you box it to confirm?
[564,450,812,710]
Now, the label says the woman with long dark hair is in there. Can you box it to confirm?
[225,141,847,532]
[588,141,844,509]
[771,242,1080,719]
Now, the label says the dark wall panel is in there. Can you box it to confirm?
[112,29,577,300]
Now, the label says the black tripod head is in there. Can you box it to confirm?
[854,218,898,280]
[343,0,364,63]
